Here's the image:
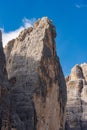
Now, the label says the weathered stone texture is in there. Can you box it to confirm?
[4,17,67,130]
[66,63,87,130]
[0,30,11,130]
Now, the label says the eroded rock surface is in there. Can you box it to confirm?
[0,30,11,130]
[66,63,87,130]
[4,17,67,130]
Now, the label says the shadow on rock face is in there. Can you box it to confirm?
[7,55,39,130]
[6,51,66,130]
[65,100,87,130]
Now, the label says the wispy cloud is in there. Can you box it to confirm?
[75,4,87,8]
[0,18,36,47]
[75,0,87,9]
[22,18,36,28]
[75,2,87,9]
[75,4,81,8]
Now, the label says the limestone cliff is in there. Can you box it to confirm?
[66,63,87,130]
[4,17,67,130]
[0,30,11,130]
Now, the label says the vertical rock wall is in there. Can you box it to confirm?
[4,17,66,130]
[0,30,10,130]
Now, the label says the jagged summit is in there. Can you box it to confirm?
[4,17,56,47]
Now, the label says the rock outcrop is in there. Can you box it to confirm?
[0,30,11,130]
[66,63,87,130]
[4,17,67,130]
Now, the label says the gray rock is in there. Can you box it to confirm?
[66,63,87,130]
[4,17,67,130]
[0,30,11,130]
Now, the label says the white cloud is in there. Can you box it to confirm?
[2,27,24,47]
[23,18,36,28]
[1,18,36,47]
[75,4,81,8]
[75,2,87,9]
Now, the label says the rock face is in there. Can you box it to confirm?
[0,30,11,130]
[4,17,67,130]
[66,63,87,130]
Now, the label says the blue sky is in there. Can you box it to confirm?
[0,0,87,76]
